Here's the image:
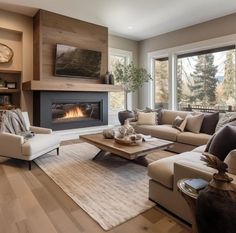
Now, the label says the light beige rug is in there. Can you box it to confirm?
[35,143,155,230]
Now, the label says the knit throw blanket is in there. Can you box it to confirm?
[0,109,34,139]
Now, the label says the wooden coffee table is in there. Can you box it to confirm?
[80,133,174,166]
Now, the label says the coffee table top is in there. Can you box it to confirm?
[80,133,174,160]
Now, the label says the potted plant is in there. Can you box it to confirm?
[113,62,152,125]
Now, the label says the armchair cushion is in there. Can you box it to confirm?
[22,134,60,158]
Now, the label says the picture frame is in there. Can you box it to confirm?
[6,82,17,89]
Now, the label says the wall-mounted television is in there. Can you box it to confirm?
[54,44,102,78]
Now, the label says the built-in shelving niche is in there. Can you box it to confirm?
[0,69,21,110]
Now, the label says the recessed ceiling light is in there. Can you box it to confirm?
[128,26,133,30]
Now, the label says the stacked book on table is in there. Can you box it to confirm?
[184,178,208,194]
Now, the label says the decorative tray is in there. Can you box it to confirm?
[114,134,143,146]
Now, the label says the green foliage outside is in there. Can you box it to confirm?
[188,54,218,104]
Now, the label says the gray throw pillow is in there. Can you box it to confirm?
[215,112,236,132]
[200,112,219,135]
[205,125,236,161]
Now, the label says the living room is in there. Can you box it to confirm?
[0,1,236,233]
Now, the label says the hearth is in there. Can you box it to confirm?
[33,91,108,130]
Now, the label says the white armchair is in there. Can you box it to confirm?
[0,112,61,170]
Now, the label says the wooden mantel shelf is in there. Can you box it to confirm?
[22,80,123,92]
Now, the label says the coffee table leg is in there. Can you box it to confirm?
[92,150,107,160]
[133,156,150,167]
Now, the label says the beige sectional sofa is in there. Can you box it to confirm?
[131,109,236,224]
[148,145,236,223]
[132,110,211,153]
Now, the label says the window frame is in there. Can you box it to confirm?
[147,34,236,110]
[108,48,133,125]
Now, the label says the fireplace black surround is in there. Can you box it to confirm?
[33,91,108,130]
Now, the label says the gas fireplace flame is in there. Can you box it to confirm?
[63,107,84,119]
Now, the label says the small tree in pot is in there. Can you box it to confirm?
[113,62,152,125]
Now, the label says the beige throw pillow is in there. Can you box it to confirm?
[185,114,204,133]
[137,112,156,125]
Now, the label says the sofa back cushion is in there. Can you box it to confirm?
[161,110,189,125]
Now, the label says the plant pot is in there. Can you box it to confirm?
[196,176,236,233]
[118,110,134,125]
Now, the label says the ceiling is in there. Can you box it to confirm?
[1,0,236,41]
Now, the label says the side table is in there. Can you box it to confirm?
[177,179,198,233]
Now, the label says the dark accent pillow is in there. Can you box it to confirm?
[145,107,162,124]
[200,112,219,135]
[205,125,236,161]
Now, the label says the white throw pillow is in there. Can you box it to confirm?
[185,114,204,133]
[137,112,156,125]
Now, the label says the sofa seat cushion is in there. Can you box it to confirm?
[22,134,60,157]
[177,132,210,146]
[135,124,181,141]
[148,151,204,189]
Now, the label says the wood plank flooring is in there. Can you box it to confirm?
[0,146,191,233]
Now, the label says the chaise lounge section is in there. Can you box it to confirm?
[148,145,236,223]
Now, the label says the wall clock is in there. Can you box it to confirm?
[0,43,14,63]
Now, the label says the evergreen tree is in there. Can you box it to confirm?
[222,50,235,102]
[189,54,218,104]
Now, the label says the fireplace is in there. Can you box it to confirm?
[33,91,108,130]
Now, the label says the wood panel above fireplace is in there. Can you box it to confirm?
[33,10,108,84]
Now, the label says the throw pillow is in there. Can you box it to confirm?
[137,112,156,125]
[185,114,204,133]
[205,125,236,161]
[133,108,146,121]
[145,107,162,124]
[200,112,219,135]
[172,115,188,132]
[215,112,236,132]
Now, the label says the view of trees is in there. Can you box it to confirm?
[154,59,169,108]
[155,48,236,110]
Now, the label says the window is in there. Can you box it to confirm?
[108,49,132,125]
[154,57,169,109]
[177,46,236,111]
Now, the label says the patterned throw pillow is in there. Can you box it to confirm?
[137,112,157,125]
[133,108,146,121]
[172,116,188,132]
[145,107,162,124]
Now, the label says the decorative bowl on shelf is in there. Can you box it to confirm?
[114,134,143,146]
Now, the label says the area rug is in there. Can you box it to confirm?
[35,143,155,230]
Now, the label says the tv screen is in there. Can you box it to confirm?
[55,44,102,78]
